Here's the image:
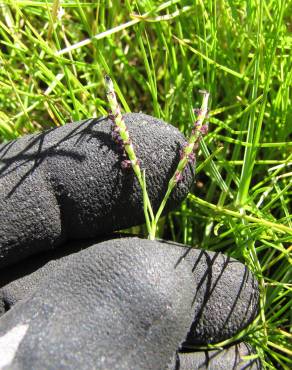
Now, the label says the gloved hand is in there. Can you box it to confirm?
[0,113,261,369]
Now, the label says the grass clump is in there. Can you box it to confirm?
[0,1,291,368]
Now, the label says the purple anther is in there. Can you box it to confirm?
[175,171,184,183]
[188,152,196,163]
[108,112,117,122]
[194,108,202,116]
[111,132,123,146]
[121,159,132,169]
[200,124,209,135]
[111,131,118,140]
[113,125,121,133]
[109,110,120,121]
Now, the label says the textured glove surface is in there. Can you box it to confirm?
[0,113,193,268]
[175,342,261,369]
[0,237,259,370]
[0,114,261,369]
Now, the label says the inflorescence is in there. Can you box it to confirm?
[172,100,210,185]
[104,75,210,240]
[105,75,142,173]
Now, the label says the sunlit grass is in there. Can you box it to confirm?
[0,0,291,368]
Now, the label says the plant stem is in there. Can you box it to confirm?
[149,91,210,240]
[105,78,211,242]
[188,194,292,235]
[104,75,154,230]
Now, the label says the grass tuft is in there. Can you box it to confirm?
[0,1,291,368]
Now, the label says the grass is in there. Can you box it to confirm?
[0,0,291,368]
[105,74,210,240]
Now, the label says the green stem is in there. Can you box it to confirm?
[104,75,154,233]
[188,194,292,235]
[149,91,210,239]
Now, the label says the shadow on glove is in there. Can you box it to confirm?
[0,113,194,269]
[0,237,260,370]
[175,342,261,369]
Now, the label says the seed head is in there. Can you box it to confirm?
[121,159,132,169]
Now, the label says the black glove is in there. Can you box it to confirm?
[0,113,193,268]
[0,113,261,369]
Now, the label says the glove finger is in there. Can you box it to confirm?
[173,342,261,369]
[0,237,259,370]
[0,239,93,315]
[0,113,194,268]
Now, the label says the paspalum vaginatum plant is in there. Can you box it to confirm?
[105,75,209,240]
